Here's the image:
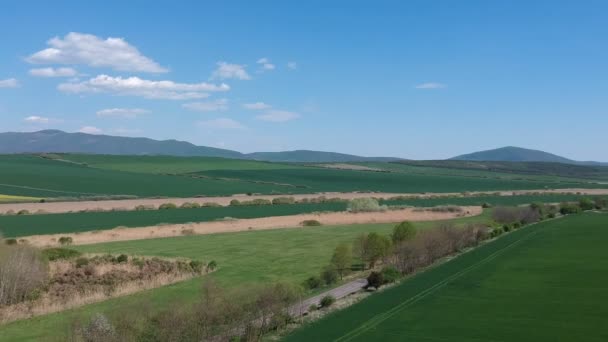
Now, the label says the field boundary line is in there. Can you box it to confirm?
[334,223,547,342]
[0,183,105,196]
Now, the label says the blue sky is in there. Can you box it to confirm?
[1,1,607,161]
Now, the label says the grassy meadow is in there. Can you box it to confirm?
[284,213,608,342]
[0,213,492,341]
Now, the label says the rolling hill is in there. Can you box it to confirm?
[0,130,399,163]
[451,146,607,166]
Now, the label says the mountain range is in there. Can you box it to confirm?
[0,130,605,165]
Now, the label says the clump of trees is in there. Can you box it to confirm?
[301,220,322,227]
[353,232,391,268]
[70,280,302,342]
[347,198,387,213]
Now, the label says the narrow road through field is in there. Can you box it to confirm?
[290,279,368,316]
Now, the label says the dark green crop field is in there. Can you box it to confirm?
[0,202,346,237]
[0,194,599,238]
[284,213,608,342]
[198,168,604,194]
[1,155,606,199]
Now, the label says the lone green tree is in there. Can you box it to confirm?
[354,232,391,268]
[391,221,417,244]
[330,243,353,279]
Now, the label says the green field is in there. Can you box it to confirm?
[1,154,605,199]
[197,168,604,194]
[284,213,608,342]
[56,154,297,174]
[0,194,599,238]
[0,214,492,341]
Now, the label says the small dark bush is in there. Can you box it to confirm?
[229,199,240,206]
[4,238,18,245]
[481,202,492,208]
[42,248,81,261]
[320,295,335,308]
[116,254,129,263]
[301,220,322,227]
[17,209,30,216]
[207,260,218,271]
[58,236,73,246]
[304,276,323,290]
[75,257,90,268]
[366,271,385,289]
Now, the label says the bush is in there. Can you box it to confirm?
[366,271,385,289]
[4,238,18,245]
[82,313,116,342]
[207,260,218,271]
[503,224,512,232]
[42,247,81,261]
[303,276,322,290]
[560,202,581,215]
[347,198,386,213]
[319,295,335,308]
[189,260,204,273]
[116,254,129,263]
[180,202,201,209]
[579,198,595,211]
[229,199,240,206]
[135,204,155,211]
[381,266,400,284]
[181,229,195,235]
[301,220,322,227]
[391,221,417,244]
[594,197,607,210]
[58,236,73,246]
[548,212,556,218]
[272,197,295,205]
[75,257,90,268]
[17,209,30,216]
[158,203,177,210]
[481,202,492,208]
[320,266,339,285]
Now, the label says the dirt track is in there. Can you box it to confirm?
[1,188,606,215]
[22,206,482,247]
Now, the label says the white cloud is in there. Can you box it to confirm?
[24,116,50,124]
[198,118,246,130]
[211,62,251,80]
[256,110,300,122]
[287,61,297,70]
[27,32,167,73]
[0,78,19,88]
[58,74,229,100]
[96,108,149,118]
[257,57,275,71]
[79,126,102,134]
[415,82,446,89]
[243,102,271,110]
[29,67,77,77]
[183,99,228,112]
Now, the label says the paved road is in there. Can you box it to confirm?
[290,278,368,316]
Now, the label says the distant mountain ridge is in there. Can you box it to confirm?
[450,146,607,166]
[0,130,400,163]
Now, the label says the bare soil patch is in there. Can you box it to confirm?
[21,206,482,247]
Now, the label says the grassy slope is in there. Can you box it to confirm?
[1,194,600,238]
[0,213,492,341]
[284,213,608,342]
